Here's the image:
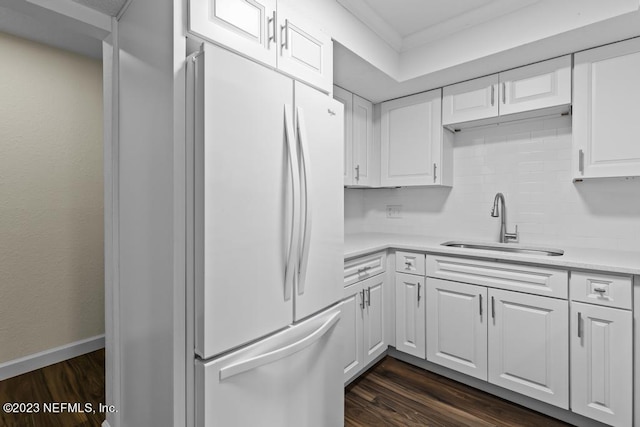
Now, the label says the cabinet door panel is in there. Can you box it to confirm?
[332,86,353,186]
[277,2,332,93]
[488,289,568,409]
[426,279,487,380]
[443,74,498,125]
[189,0,277,67]
[381,90,442,187]
[363,275,385,363]
[499,56,571,116]
[352,95,374,186]
[341,284,364,383]
[395,273,426,358]
[571,302,632,427]
[573,37,640,178]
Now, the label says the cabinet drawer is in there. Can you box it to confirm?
[570,271,632,310]
[344,251,386,287]
[395,251,426,276]
[426,255,568,298]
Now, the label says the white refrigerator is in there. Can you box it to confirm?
[187,42,344,426]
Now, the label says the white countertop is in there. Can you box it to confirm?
[344,233,640,275]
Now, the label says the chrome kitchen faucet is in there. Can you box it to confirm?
[491,193,519,243]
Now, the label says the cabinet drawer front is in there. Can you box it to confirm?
[570,271,631,310]
[426,255,567,298]
[344,251,386,287]
[395,251,426,276]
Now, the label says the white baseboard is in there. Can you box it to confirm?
[0,334,105,381]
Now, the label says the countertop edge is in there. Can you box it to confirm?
[344,235,640,276]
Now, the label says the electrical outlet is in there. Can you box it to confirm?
[386,205,402,219]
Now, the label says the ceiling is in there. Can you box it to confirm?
[337,0,539,51]
[71,0,127,17]
[0,5,102,59]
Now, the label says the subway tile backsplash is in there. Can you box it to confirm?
[345,116,640,251]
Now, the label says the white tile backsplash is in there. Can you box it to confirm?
[346,116,640,251]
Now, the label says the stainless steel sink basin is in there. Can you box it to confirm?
[441,241,564,256]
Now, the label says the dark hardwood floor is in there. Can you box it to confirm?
[0,350,105,427]
[0,350,572,427]
[345,357,573,427]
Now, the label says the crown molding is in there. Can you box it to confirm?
[336,0,403,51]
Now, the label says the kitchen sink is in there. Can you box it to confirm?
[441,241,564,256]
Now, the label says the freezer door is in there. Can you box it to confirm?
[195,305,343,427]
[194,43,296,359]
[293,82,344,321]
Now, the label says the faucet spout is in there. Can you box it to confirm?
[490,193,518,243]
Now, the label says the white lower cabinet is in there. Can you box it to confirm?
[426,279,487,380]
[425,278,569,409]
[342,273,386,384]
[570,302,632,427]
[395,272,426,358]
[488,288,569,409]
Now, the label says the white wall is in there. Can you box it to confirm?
[0,31,104,364]
[347,116,640,252]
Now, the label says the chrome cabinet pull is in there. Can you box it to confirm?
[433,163,437,183]
[578,149,585,174]
[267,11,276,47]
[355,164,360,181]
[417,283,421,303]
[491,85,495,106]
[577,312,582,338]
[491,296,495,319]
[360,289,365,310]
[502,82,506,104]
[366,287,371,307]
[593,287,607,295]
[479,294,483,316]
[280,20,289,50]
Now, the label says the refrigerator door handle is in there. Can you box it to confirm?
[283,105,300,301]
[218,311,340,381]
[296,107,313,295]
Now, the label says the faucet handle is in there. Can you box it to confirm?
[505,225,519,243]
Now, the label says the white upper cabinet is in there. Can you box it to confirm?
[189,0,277,67]
[352,94,375,187]
[189,0,332,93]
[333,86,353,185]
[276,2,332,93]
[334,86,377,187]
[381,89,453,187]
[573,37,640,179]
[500,55,571,116]
[443,56,571,129]
[443,74,499,125]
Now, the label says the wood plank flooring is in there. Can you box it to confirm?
[0,351,572,426]
[345,357,573,427]
[0,349,105,427]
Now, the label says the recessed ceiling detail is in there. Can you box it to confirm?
[337,0,540,52]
